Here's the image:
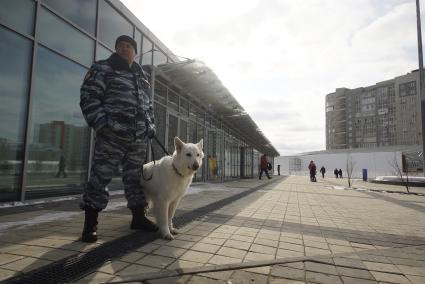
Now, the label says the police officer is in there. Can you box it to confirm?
[80,35,156,242]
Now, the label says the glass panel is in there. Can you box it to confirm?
[98,0,133,49]
[180,98,189,116]
[141,36,153,67]
[96,43,112,60]
[152,102,166,160]
[0,28,32,201]
[153,49,167,66]
[135,29,142,52]
[179,119,188,142]
[168,90,179,111]
[26,47,90,196]
[154,81,167,105]
[168,115,178,153]
[189,120,197,143]
[194,124,204,181]
[38,7,94,66]
[0,0,34,36]
[42,0,96,35]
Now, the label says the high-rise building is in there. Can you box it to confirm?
[326,70,422,149]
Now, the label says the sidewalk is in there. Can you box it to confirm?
[0,176,424,283]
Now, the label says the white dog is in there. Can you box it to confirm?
[142,137,204,240]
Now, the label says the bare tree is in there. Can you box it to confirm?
[346,154,356,188]
[389,153,410,193]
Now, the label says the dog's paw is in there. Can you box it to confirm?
[161,233,174,240]
[170,228,179,235]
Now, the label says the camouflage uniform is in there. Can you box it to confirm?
[80,53,155,211]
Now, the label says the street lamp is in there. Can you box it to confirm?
[416,0,425,176]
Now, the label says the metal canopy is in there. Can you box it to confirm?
[155,60,279,157]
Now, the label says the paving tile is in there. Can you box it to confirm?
[78,271,115,283]
[340,276,379,284]
[117,264,160,276]
[363,262,401,273]
[277,249,305,258]
[119,251,146,263]
[216,247,247,259]
[136,243,161,253]
[406,274,425,284]
[336,266,374,280]
[223,239,251,250]
[270,265,305,282]
[370,271,411,284]
[165,239,195,250]
[152,245,187,258]
[305,261,338,275]
[279,242,305,252]
[191,243,220,254]
[229,270,268,283]
[254,237,278,247]
[167,259,204,270]
[306,271,343,284]
[0,253,25,266]
[0,268,18,282]
[201,237,227,246]
[97,260,129,274]
[249,244,277,255]
[208,254,242,265]
[179,250,213,263]
[268,277,305,283]
[396,264,425,277]
[1,257,52,272]
[244,252,275,262]
[136,254,175,268]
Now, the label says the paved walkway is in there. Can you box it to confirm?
[0,176,425,283]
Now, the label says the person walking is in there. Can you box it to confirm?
[338,168,343,178]
[259,154,271,179]
[308,160,317,182]
[79,35,157,243]
[277,164,280,176]
[334,168,339,178]
[319,166,326,179]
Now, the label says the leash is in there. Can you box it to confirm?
[141,135,170,181]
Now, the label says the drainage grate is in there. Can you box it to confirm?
[4,178,280,284]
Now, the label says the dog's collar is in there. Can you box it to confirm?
[172,163,184,177]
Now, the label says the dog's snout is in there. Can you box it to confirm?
[192,162,199,171]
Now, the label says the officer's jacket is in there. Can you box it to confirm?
[80,53,155,142]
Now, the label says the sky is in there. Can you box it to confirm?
[122,0,420,155]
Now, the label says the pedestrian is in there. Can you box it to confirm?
[277,164,280,176]
[319,166,326,179]
[308,160,317,182]
[259,154,271,180]
[338,168,343,178]
[334,168,339,178]
[79,35,157,243]
[55,153,67,178]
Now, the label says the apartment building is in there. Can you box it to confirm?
[326,70,422,149]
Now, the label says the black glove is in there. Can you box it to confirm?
[147,128,156,139]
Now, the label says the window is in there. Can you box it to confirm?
[0,0,35,36]
[38,7,94,65]
[26,47,90,195]
[152,103,166,159]
[154,81,167,105]
[141,36,153,67]
[96,44,113,60]
[42,0,96,35]
[153,48,167,66]
[98,0,133,49]
[168,90,179,111]
[0,28,32,201]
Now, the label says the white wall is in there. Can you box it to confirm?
[275,151,403,179]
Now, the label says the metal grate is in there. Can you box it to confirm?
[4,179,279,284]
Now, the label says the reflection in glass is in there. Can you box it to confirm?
[98,0,133,49]
[141,36,153,67]
[168,115,178,153]
[38,7,94,66]
[153,48,167,66]
[0,0,34,36]
[96,44,113,61]
[153,103,166,160]
[42,0,96,35]
[27,47,90,195]
[0,27,32,201]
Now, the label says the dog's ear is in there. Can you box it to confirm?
[197,139,203,150]
[174,136,184,152]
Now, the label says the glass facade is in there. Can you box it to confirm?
[0,27,32,201]
[0,0,272,202]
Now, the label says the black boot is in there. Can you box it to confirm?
[130,206,158,232]
[81,208,98,243]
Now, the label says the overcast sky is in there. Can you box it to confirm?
[122,0,420,155]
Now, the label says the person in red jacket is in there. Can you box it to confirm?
[308,160,317,182]
[259,154,271,180]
